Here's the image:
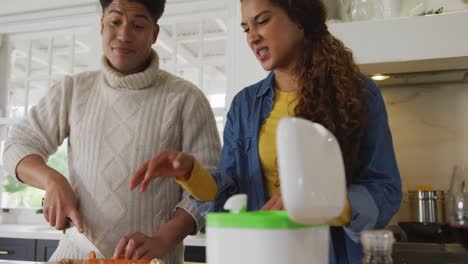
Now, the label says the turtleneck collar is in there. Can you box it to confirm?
[101,49,161,90]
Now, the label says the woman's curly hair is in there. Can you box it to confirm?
[269,0,368,182]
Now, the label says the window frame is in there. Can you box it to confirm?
[0,28,95,215]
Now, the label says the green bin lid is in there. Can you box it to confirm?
[206,210,326,230]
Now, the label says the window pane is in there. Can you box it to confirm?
[30,37,51,78]
[176,42,200,65]
[73,33,91,74]
[10,44,27,79]
[52,35,72,75]
[48,140,69,178]
[1,28,91,210]
[0,125,7,164]
[215,115,225,138]
[155,24,175,66]
[0,124,46,209]
[28,80,49,110]
[204,18,227,35]
[204,39,225,58]
[203,65,226,103]
[7,81,27,118]
[1,177,45,209]
[176,20,203,65]
[0,137,68,209]
[177,67,200,87]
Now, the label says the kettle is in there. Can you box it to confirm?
[206,118,346,264]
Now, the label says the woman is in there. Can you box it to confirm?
[128,0,402,262]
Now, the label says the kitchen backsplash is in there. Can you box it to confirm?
[382,81,468,192]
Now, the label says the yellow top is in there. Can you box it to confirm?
[176,159,218,201]
[176,89,351,226]
[259,88,298,197]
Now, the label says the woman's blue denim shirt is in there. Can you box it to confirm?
[193,71,402,264]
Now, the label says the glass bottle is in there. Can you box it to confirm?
[345,0,384,21]
[361,230,395,264]
[447,167,468,250]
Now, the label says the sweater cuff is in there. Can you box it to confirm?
[176,193,205,235]
[328,198,351,226]
[343,184,379,243]
[176,159,218,201]
[2,144,47,180]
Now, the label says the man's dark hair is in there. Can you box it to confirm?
[99,0,166,23]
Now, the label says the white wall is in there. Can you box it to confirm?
[383,82,468,191]
[226,0,267,109]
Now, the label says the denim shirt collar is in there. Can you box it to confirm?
[256,71,275,97]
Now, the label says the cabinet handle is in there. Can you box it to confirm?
[0,250,9,255]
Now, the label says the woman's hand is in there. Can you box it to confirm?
[113,232,171,260]
[261,194,284,210]
[43,175,84,232]
[130,151,194,192]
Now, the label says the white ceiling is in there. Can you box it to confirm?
[0,0,96,15]
[0,0,205,16]
[5,0,228,83]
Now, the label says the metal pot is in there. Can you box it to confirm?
[408,191,446,224]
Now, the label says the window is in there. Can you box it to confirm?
[156,17,228,137]
[0,28,93,209]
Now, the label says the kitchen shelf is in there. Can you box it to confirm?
[329,11,468,75]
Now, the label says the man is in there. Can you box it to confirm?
[2,0,221,262]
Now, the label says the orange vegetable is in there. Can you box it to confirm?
[83,251,150,264]
[83,260,149,264]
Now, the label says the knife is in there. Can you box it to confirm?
[63,218,105,258]
[41,198,105,257]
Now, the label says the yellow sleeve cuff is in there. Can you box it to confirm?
[176,158,218,201]
[328,199,351,227]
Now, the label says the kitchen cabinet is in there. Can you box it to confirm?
[0,238,58,262]
[184,246,205,263]
[35,240,59,262]
[0,238,36,261]
[329,11,468,75]
[0,237,203,262]
[0,225,206,262]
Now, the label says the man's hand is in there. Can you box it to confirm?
[113,232,170,260]
[130,151,194,192]
[261,194,284,210]
[113,208,196,260]
[15,154,84,232]
[43,175,84,232]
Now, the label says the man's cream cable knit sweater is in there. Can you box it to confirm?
[2,50,221,263]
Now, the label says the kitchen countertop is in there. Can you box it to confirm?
[0,224,206,246]
[0,261,44,264]
[2,225,467,264]
[0,261,203,264]
[393,242,468,264]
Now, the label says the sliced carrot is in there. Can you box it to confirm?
[83,259,150,264]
